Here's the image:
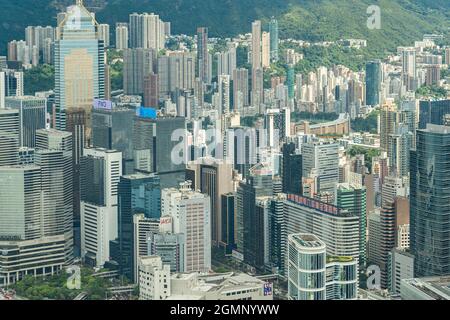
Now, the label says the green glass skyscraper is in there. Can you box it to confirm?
[269,17,279,63]
[365,60,381,106]
[411,124,450,277]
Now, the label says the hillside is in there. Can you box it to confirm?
[0,0,449,55]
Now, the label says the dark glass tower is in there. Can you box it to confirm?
[410,124,450,277]
[365,60,381,106]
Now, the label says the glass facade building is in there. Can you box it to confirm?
[411,124,450,276]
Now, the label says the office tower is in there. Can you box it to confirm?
[251,20,262,69]
[233,68,249,112]
[197,27,210,84]
[161,181,211,273]
[283,194,360,269]
[388,249,414,295]
[302,141,339,196]
[110,173,161,281]
[115,23,129,50]
[43,38,54,65]
[92,105,135,174]
[365,60,382,106]
[218,74,231,114]
[269,17,279,63]
[80,148,122,267]
[54,1,105,137]
[236,163,275,269]
[287,233,358,300]
[401,48,417,91]
[411,124,450,277]
[133,214,160,282]
[425,65,440,86]
[0,109,19,166]
[1,70,24,97]
[155,116,187,188]
[129,13,166,51]
[220,193,236,254]
[186,158,234,247]
[0,165,66,286]
[262,32,270,68]
[138,256,171,300]
[379,103,400,151]
[133,113,156,173]
[5,96,46,148]
[7,41,18,61]
[98,24,110,48]
[148,228,185,272]
[336,183,367,267]
[282,142,302,195]
[143,74,159,107]
[419,99,450,129]
[123,48,156,95]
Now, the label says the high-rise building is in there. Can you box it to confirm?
[388,249,414,295]
[287,233,358,300]
[365,60,382,106]
[262,32,270,68]
[148,229,185,273]
[218,74,231,114]
[282,142,302,195]
[143,74,159,108]
[401,48,417,91]
[186,158,234,247]
[133,214,160,282]
[161,181,211,273]
[197,27,210,84]
[80,148,122,267]
[110,173,161,281]
[98,23,110,48]
[418,99,450,129]
[302,141,339,196]
[5,96,46,148]
[129,13,167,51]
[115,23,129,50]
[0,109,19,166]
[269,17,279,63]
[138,256,171,300]
[251,20,262,70]
[411,124,450,277]
[425,65,441,86]
[54,1,105,137]
[158,52,196,98]
[0,165,66,286]
[232,68,249,112]
[283,194,361,269]
[123,48,156,95]
[216,46,236,78]
[92,105,135,174]
[336,183,367,267]
[379,103,400,151]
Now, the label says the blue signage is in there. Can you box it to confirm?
[137,107,157,119]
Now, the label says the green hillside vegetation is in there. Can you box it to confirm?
[0,1,449,55]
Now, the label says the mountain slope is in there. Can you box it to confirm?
[0,0,448,55]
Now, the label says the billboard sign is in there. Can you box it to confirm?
[137,107,157,119]
[93,99,113,111]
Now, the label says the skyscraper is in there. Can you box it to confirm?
[80,148,122,267]
[161,181,211,273]
[365,60,382,106]
[129,13,166,51]
[110,173,161,281]
[262,32,271,68]
[5,96,46,148]
[251,20,262,70]
[98,23,110,48]
[411,124,450,277]
[54,0,105,137]
[123,48,156,95]
[0,109,19,166]
[269,17,279,63]
[197,27,210,84]
[115,23,129,50]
